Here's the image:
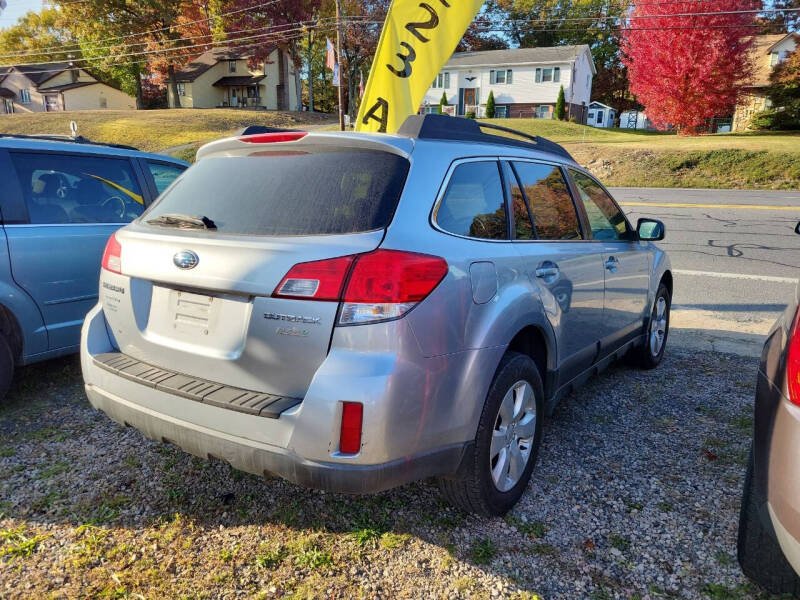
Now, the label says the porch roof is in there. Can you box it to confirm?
[212,75,266,87]
[0,87,14,98]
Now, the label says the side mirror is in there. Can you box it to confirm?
[637,218,665,241]
[795,221,800,235]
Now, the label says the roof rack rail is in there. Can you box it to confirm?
[396,114,574,161]
[0,132,138,151]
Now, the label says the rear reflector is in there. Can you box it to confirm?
[101,232,122,274]
[339,402,363,454]
[240,132,308,144]
[272,249,448,325]
[788,307,800,405]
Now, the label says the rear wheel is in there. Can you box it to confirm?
[438,352,543,516]
[631,282,670,369]
[738,446,800,595]
[0,332,14,402]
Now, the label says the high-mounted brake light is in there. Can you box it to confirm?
[272,249,448,325]
[339,402,363,454]
[240,132,308,144]
[787,307,800,405]
[101,232,122,274]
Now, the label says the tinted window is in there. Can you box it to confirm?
[10,152,144,224]
[503,162,534,240]
[144,150,409,236]
[513,162,581,240]
[571,170,632,240]
[436,161,507,240]
[147,161,185,194]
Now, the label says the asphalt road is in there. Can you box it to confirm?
[611,188,800,336]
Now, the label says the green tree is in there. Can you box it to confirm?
[0,8,73,62]
[555,85,566,120]
[486,90,496,118]
[438,91,448,114]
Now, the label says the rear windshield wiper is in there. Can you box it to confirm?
[146,214,217,230]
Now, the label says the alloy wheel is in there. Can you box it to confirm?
[490,380,537,492]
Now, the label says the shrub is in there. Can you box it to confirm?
[438,91,448,115]
[486,90,496,118]
[749,109,800,131]
[465,111,476,119]
[555,85,566,120]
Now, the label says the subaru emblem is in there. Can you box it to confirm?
[173,250,199,270]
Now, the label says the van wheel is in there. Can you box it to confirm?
[438,352,543,516]
[738,446,800,595]
[0,333,14,402]
[632,282,670,369]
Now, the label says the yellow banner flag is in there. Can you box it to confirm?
[355,0,484,133]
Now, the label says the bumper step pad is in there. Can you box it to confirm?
[93,352,301,419]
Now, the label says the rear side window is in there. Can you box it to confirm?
[503,162,534,240]
[9,152,144,224]
[512,162,581,240]
[144,150,409,236]
[147,161,185,194]
[435,161,508,240]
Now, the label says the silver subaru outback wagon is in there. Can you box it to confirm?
[80,115,671,515]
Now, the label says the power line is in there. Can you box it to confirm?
[0,0,284,59]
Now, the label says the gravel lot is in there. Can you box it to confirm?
[0,349,775,599]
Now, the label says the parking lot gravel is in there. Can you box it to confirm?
[0,349,774,599]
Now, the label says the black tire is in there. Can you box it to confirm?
[738,446,800,596]
[0,333,14,402]
[438,352,544,516]
[632,282,670,369]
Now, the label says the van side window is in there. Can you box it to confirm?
[435,161,508,240]
[512,162,582,240]
[9,152,144,224]
[503,162,534,240]
[570,170,632,240]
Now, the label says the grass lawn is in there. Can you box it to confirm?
[0,109,334,155]
[1,110,797,188]
[481,118,800,189]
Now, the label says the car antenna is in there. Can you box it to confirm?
[70,120,78,140]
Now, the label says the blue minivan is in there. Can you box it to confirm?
[0,134,188,397]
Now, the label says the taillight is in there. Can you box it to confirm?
[339,402,363,454]
[272,255,355,300]
[272,249,448,325]
[787,307,800,405]
[101,232,122,274]
[340,250,448,324]
[240,132,307,143]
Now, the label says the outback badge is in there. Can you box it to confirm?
[173,250,199,270]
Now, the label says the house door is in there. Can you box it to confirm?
[2,99,12,114]
[463,88,476,110]
[44,95,59,112]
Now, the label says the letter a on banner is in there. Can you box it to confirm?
[356,0,484,134]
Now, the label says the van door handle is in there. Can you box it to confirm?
[605,256,619,271]
[535,264,559,278]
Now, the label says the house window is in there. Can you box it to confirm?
[553,67,560,82]
[20,89,31,104]
[229,60,237,73]
[495,106,508,118]
[588,111,595,119]
[542,68,554,82]
[490,70,512,84]
[176,83,186,96]
[433,72,450,88]
[535,105,552,119]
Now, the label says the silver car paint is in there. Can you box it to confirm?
[81,131,671,488]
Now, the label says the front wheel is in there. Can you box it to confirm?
[438,352,543,516]
[632,282,670,369]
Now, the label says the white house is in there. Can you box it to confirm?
[421,45,596,123]
[0,63,136,114]
[170,46,298,110]
[587,101,615,128]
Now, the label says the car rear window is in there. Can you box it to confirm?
[143,149,410,236]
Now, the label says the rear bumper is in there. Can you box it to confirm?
[85,382,471,494]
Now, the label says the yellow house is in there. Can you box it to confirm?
[169,46,299,110]
[0,63,136,114]
[732,33,798,131]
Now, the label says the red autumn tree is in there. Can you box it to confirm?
[621,0,758,133]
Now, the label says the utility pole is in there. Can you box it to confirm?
[335,0,345,130]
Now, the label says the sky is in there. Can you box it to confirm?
[0,0,43,30]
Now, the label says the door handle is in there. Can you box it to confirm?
[535,265,559,278]
[605,256,619,271]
